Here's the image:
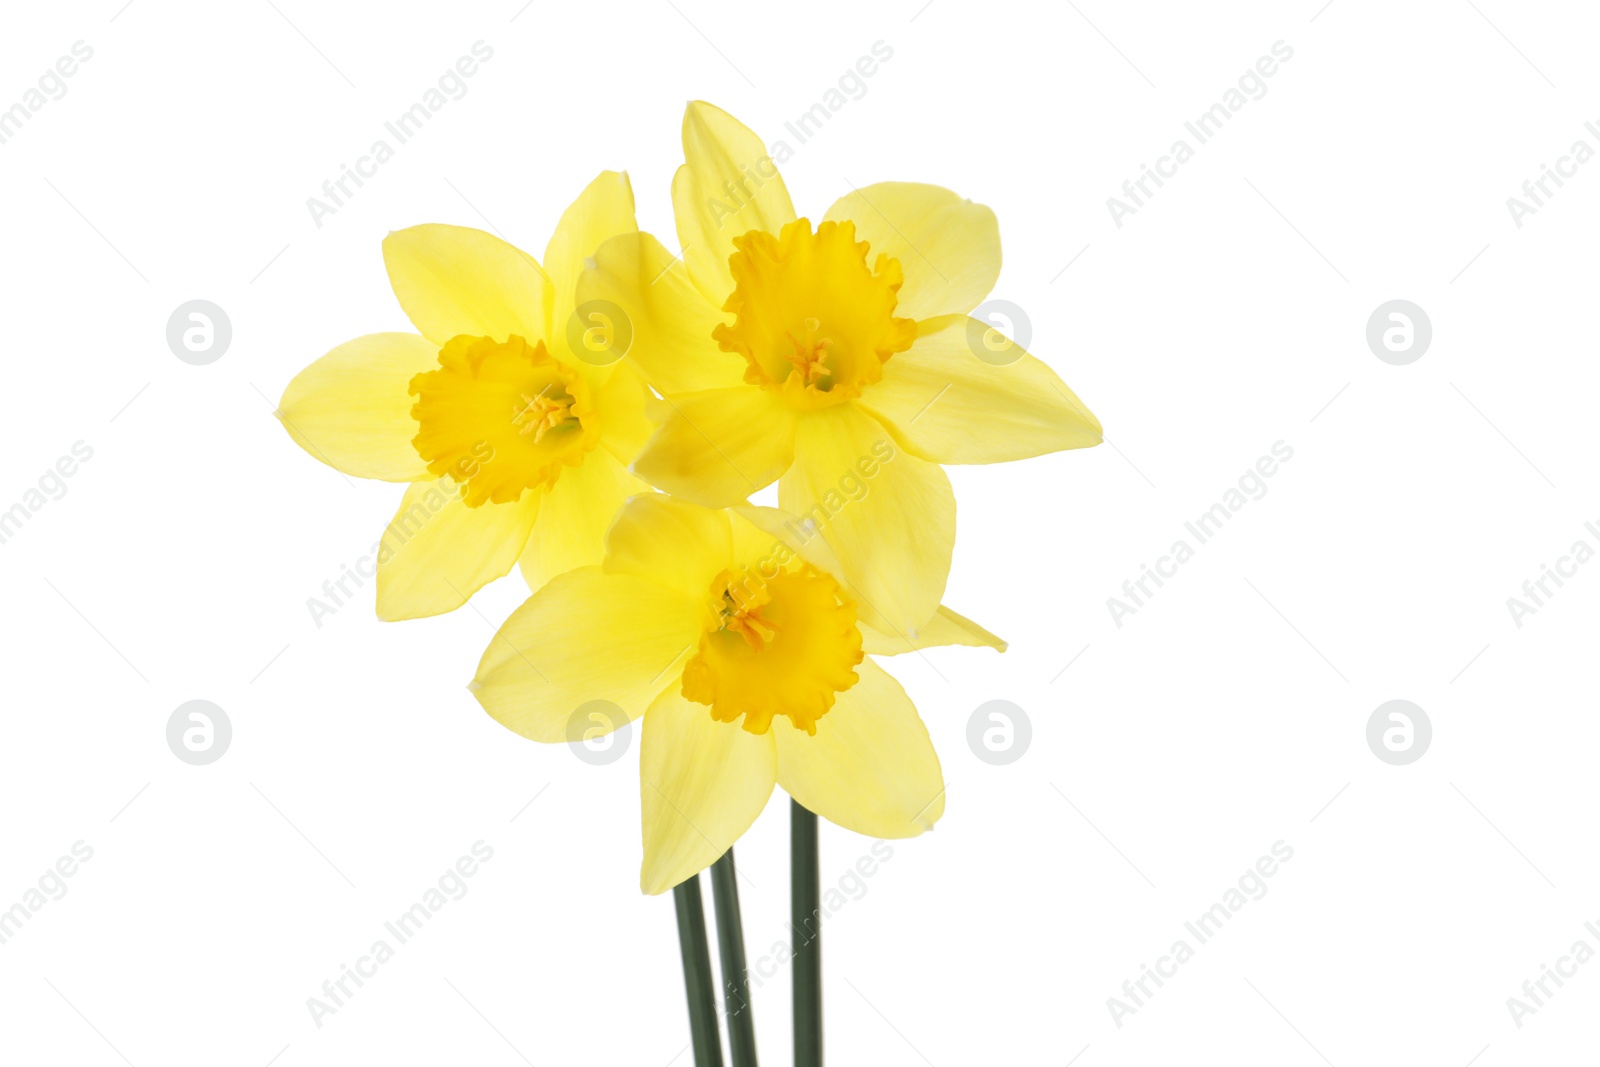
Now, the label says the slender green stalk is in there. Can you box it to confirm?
[674,874,725,1067]
[710,849,758,1067]
[791,800,822,1067]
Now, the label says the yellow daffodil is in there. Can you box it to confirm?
[278,171,654,619]
[469,494,1006,894]
[579,102,1102,636]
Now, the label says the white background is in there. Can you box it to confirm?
[1,1,1596,1064]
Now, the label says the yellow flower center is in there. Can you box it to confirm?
[681,565,864,734]
[712,219,917,410]
[512,389,574,442]
[409,334,599,507]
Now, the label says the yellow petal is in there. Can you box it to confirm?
[774,658,944,838]
[859,314,1101,464]
[727,504,812,571]
[860,605,1006,655]
[278,333,437,482]
[604,495,732,604]
[778,405,954,637]
[595,363,656,467]
[579,231,744,395]
[724,505,895,638]
[673,101,797,304]
[543,170,637,353]
[633,387,798,507]
[822,183,999,321]
[375,478,539,620]
[518,449,649,595]
[640,685,777,894]
[383,224,554,348]
[473,568,702,743]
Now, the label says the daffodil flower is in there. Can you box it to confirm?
[580,102,1101,637]
[469,494,1006,894]
[278,172,654,619]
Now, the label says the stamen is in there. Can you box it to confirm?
[512,389,574,442]
[714,576,778,650]
[784,332,833,387]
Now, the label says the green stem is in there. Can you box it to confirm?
[710,849,758,1067]
[674,874,725,1067]
[792,800,822,1067]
